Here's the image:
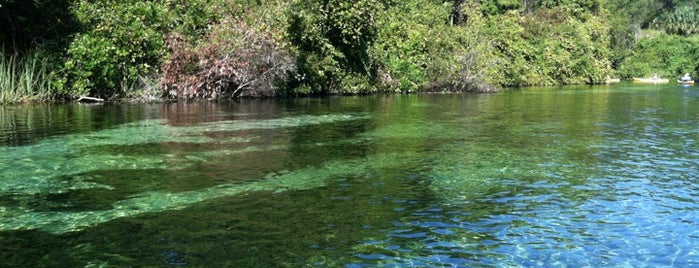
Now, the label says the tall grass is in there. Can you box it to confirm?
[0,51,54,103]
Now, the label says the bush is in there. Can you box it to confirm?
[659,5,699,36]
[286,0,387,94]
[33,0,631,99]
[618,34,699,79]
[482,6,612,86]
[61,0,234,99]
[161,19,295,99]
[371,0,495,93]
[61,1,168,98]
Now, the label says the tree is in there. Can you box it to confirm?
[659,5,699,35]
[523,0,539,13]
[286,0,388,94]
[0,0,77,54]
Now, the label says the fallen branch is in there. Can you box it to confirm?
[77,96,105,102]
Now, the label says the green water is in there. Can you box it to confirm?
[1,84,699,266]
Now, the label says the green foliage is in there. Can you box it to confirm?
[659,5,699,36]
[61,0,234,98]
[605,0,694,30]
[607,13,636,70]
[0,51,53,103]
[371,0,446,91]
[618,34,699,79]
[479,0,522,16]
[372,0,493,92]
[62,1,168,97]
[539,0,601,10]
[5,0,697,101]
[286,0,388,94]
[482,0,602,16]
[159,1,296,99]
[483,7,612,87]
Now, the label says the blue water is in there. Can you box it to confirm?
[1,84,698,266]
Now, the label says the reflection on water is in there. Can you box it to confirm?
[1,85,699,266]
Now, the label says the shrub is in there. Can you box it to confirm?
[618,34,699,79]
[161,19,295,99]
[286,0,387,94]
[371,0,495,93]
[659,5,699,36]
[61,1,168,98]
[482,6,612,86]
[61,0,235,99]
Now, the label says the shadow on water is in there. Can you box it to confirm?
[0,178,437,267]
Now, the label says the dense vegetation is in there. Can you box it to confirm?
[1,0,698,102]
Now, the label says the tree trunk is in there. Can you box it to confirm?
[450,0,466,26]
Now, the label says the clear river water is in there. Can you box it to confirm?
[1,83,698,267]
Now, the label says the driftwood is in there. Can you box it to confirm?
[77,96,104,102]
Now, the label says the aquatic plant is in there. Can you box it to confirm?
[0,51,53,103]
[0,149,415,234]
[0,113,373,233]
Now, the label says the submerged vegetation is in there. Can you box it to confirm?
[1,0,699,102]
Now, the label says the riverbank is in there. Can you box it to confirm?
[3,1,698,104]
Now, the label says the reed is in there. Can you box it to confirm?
[0,51,54,103]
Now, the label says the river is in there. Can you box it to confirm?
[1,83,698,266]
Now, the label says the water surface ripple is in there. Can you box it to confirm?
[1,86,699,266]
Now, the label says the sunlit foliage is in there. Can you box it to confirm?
[3,0,699,99]
[0,51,53,103]
[618,34,699,79]
[658,5,699,36]
[285,0,389,94]
[480,5,612,86]
[373,0,495,92]
[60,0,235,98]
